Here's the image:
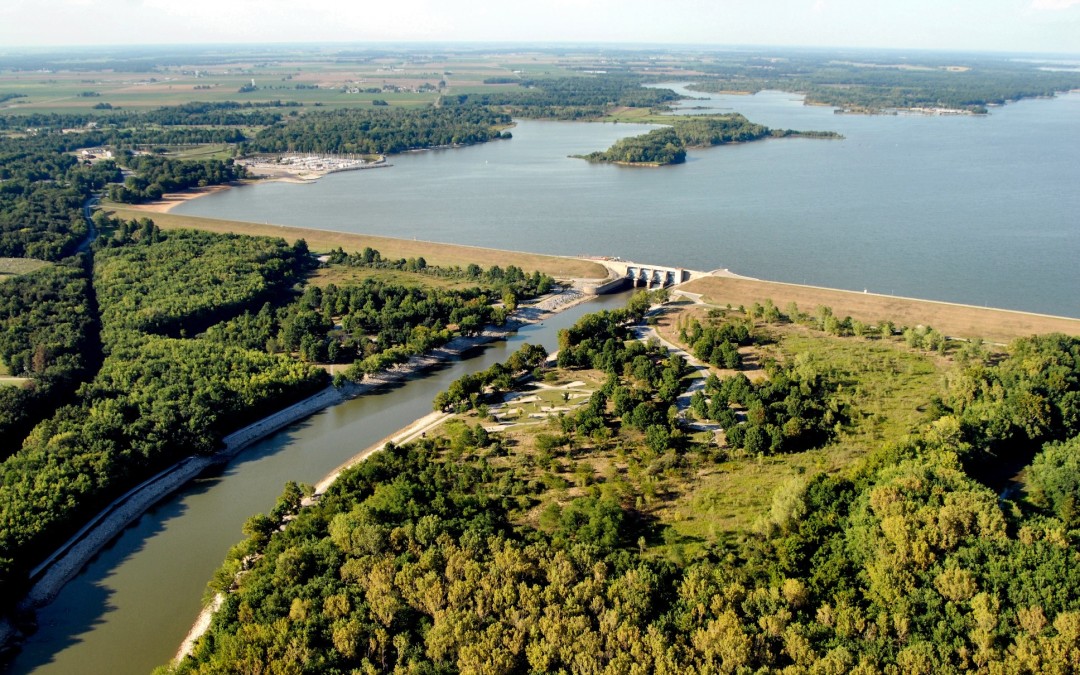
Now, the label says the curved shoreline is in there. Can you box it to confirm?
[173,407,454,664]
[1,286,591,655]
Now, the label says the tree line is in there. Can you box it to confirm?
[165,321,1080,674]
[325,246,555,299]
[0,258,101,457]
[578,115,836,166]
[690,54,1080,113]
[106,155,247,204]
[243,106,513,155]
[460,75,678,118]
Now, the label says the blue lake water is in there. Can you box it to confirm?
[177,86,1080,318]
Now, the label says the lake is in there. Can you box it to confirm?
[176,85,1080,318]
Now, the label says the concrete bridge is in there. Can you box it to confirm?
[581,260,708,294]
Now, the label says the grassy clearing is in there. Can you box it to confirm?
[682,275,1080,343]
[307,264,490,292]
[0,257,50,280]
[658,325,945,552]
[170,144,236,161]
[105,206,609,280]
[438,307,949,558]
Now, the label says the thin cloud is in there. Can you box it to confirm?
[1030,0,1080,9]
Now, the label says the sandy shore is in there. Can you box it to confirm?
[119,185,236,213]
[174,594,223,663]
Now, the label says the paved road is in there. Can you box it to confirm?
[75,195,100,254]
[631,309,722,433]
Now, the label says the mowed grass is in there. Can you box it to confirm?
[0,360,30,387]
[170,144,236,161]
[659,323,946,551]
[681,275,1080,344]
[105,206,609,280]
[0,257,50,280]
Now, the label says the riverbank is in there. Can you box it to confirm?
[2,286,592,656]
[172,406,455,664]
[170,288,591,663]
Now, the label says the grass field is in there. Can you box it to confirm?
[660,323,946,549]
[105,206,609,280]
[681,275,1080,344]
[308,264,492,292]
[0,52,550,114]
[0,257,50,281]
[437,314,950,557]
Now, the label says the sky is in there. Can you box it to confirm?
[1,0,1078,55]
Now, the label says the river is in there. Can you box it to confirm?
[8,85,1079,674]
[175,86,1080,318]
[4,291,631,675]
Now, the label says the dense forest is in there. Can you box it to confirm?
[460,76,679,119]
[92,220,307,340]
[166,305,1080,673]
[577,115,837,165]
[244,106,513,155]
[688,54,1080,113]
[0,143,119,259]
[106,155,247,204]
[0,259,101,457]
[0,224,327,600]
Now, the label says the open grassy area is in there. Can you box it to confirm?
[0,257,50,280]
[659,324,946,551]
[170,144,236,161]
[105,206,609,280]
[681,275,1080,343]
[308,264,491,292]
[433,304,950,558]
[0,52,552,115]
